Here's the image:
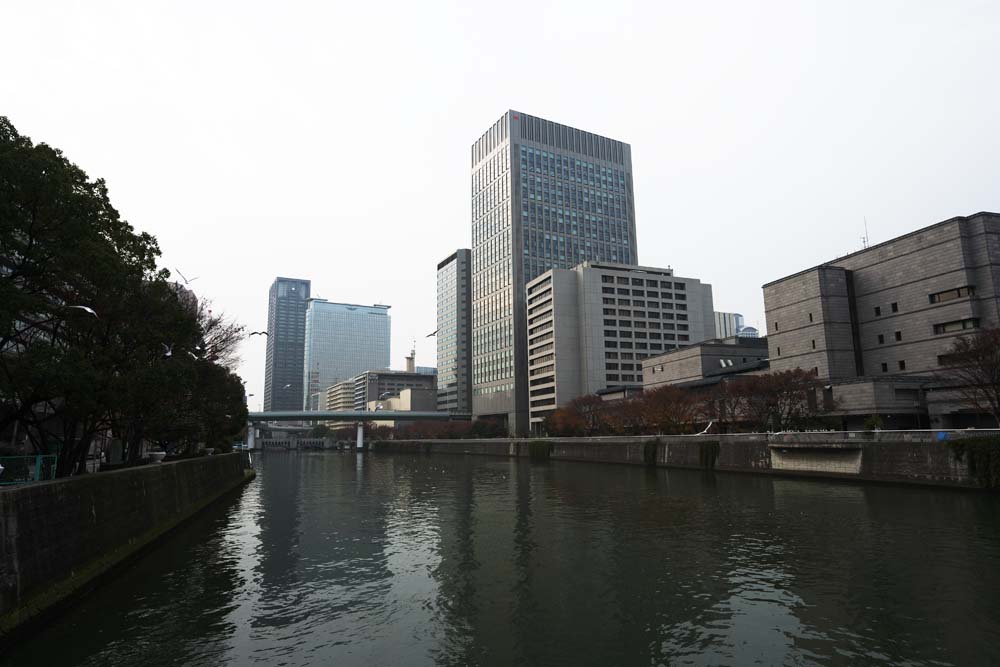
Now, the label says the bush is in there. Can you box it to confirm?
[949,436,1000,488]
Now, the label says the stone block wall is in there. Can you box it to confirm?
[0,453,253,637]
[372,432,989,489]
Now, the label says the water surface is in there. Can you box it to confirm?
[5,452,1000,666]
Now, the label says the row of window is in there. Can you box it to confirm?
[601,275,686,290]
[605,339,686,349]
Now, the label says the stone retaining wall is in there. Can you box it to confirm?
[0,453,254,639]
[371,432,993,489]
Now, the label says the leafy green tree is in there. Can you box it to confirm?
[1,117,247,474]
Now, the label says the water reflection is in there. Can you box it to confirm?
[5,454,1000,666]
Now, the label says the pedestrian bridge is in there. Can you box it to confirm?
[247,411,472,423]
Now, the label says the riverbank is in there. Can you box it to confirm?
[0,452,255,643]
[370,431,1000,490]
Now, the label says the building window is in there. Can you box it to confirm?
[777,346,781,356]
[874,306,882,317]
[929,286,975,304]
[812,367,819,376]
[774,322,779,331]
[933,318,979,335]
[895,331,902,341]
[811,339,816,349]
[878,334,884,344]
[809,313,813,323]
[898,360,906,370]
[881,362,888,373]
[891,302,899,313]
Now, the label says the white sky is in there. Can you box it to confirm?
[4,0,999,409]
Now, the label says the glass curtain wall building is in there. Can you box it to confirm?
[263,277,311,411]
[471,110,637,434]
[302,300,391,409]
[436,249,473,413]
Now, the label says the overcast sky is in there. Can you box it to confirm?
[4,0,999,409]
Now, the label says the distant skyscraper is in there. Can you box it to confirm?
[714,312,744,339]
[263,277,311,411]
[471,111,637,433]
[436,249,472,413]
[302,300,391,408]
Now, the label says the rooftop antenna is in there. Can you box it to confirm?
[861,216,870,249]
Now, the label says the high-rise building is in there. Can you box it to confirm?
[302,300,391,408]
[263,277,311,411]
[525,262,714,430]
[436,249,473,413]
[714,312,744,339]
[471,111,638,434]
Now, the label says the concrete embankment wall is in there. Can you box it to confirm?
[371,432,995,489]
[0,453,254,639]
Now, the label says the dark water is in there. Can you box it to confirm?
[5,453,1000,666]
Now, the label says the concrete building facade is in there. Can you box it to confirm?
[763,211,1000,427]
[302,300,390,408]
[471,110,638,434]
[324,379,355,413]
[713,312,745,339]
[643,336,770,390]
[525,261,714,429]
[436,250,473,413]
[263,277,311,411]
[352,370,437,412]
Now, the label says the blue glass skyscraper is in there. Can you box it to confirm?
[302,300,391,409]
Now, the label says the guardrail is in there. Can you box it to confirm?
[0,455,58,485]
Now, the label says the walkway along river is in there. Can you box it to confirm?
[5,451,1000,666]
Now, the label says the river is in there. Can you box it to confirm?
[5,452,1000,666]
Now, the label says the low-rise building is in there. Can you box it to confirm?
[763,210,1000,428]
[366,388,438,427]
[526,261,715,431]
[324,379,355,412]
[353,369,437,412]
[642,336,769,390]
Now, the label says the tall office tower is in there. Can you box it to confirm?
[263,277,311,411]
[471,111,637,434]
[436,249,473,412]
[713,312,744,339]
[302,300,391,408]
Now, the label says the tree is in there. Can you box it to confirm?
[545,395,610,436]
[737,370,826,432]
[1,116,248,474]
[640,385,701,434]
[944,328,1000,427]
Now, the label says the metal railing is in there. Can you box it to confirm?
[0,455,58,485]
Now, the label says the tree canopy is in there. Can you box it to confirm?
[1,117,247,475]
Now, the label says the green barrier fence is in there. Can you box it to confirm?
[0,455,58,485]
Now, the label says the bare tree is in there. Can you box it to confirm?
[944,328,1000,427]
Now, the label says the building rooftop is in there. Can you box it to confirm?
[762,211,1000,289]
